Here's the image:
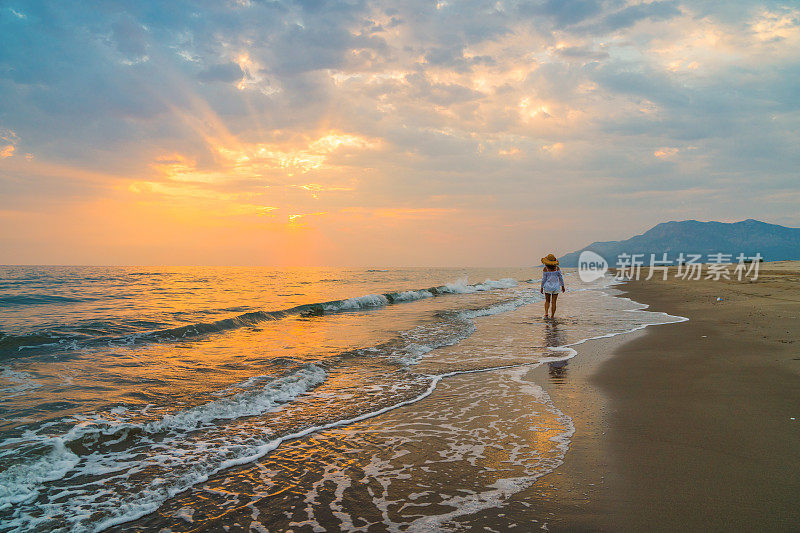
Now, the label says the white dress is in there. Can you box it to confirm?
[541,269,564,294]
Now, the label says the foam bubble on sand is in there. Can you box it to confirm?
[403,366,575,532]
[286,364,574,532]
[173,506,195,523]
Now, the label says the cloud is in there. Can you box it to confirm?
[654,147,679,158]
[197,62,244,83]
[595,1,682,33]
[0,0,799,264]
[0,127,19,158]
[520,0,604,28]
[111,15,149,59]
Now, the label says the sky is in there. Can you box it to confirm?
[0,0,798,266]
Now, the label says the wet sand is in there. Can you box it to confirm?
[467,260,800,531]
[591,261,800,531]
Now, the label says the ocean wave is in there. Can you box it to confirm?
[0,278,520,358]
[0,333,71,356]
[325,293,389,311]
[0,438,80,509]
[66,364,325,452]
[4,363,531,531]
[0,281,546,531]
[456,294,536,320]
[143,364,326,434]
[0,364,327,512]
[0,294,91,307]
[0,273,692,532]
[0,368,42,400]
[0,285,538,526]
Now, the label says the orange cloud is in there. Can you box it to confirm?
[1,127,19,158]
[654,147,679,159]
[342,207,458,220]
[542,142,564,155]
[141,131,379,203]
[751,9,800,42]
[288,212,327,224]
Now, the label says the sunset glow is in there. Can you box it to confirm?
[1,2,798,265]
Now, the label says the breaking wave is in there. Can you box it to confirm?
[0,278,518,358]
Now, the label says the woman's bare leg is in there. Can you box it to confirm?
[544,293,551,317]
[551,293,558,317]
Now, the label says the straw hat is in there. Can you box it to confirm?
[541,253,559,266]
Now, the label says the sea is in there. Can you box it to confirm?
[0,266,684,531]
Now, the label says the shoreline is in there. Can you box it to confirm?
[463,307,656,531]
[475,262,800,531]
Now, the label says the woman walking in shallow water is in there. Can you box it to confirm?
[540,253,565,318]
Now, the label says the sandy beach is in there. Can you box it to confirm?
[593,261,800,530]
[512,260,800,531]
[433,260,800,532]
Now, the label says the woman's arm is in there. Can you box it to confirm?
[558,270,565,291]
[540,268,545,293]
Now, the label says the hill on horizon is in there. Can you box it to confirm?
[559,219,800,267]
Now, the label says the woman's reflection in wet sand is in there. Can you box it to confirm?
[544,319,569,381]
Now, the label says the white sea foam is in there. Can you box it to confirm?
[329,278,516,310]
[405,367,575,532]
[328,294,389,311]
[0,438,80,509]
[319,278,516,313]
[0,368,41,400]
[439,277,473,293]
[473,277,518,291]
[457,295,537,320]
[392,289,434,302]
[63,364,326,441]
[391,342,435,366]
[393,291,541,366]
[144,364,327,433]
[0,364,328,531]
[438,277,517,294]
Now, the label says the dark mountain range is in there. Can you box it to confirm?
[559,219,800,267]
